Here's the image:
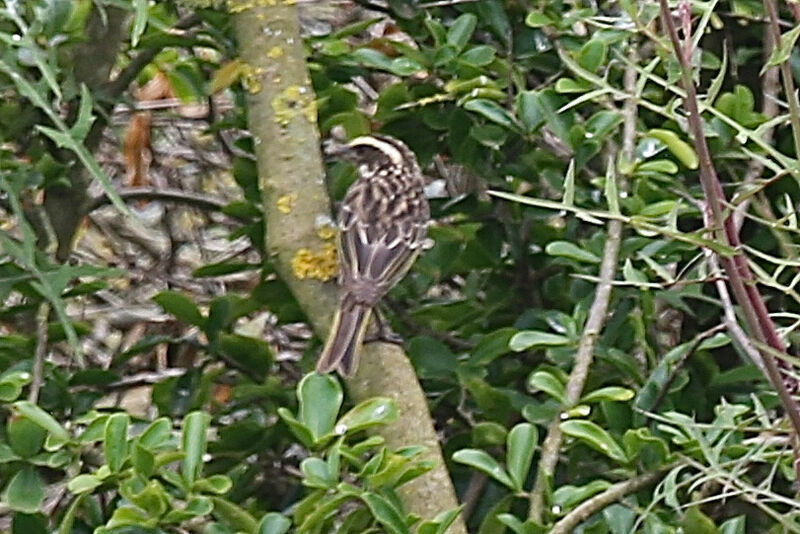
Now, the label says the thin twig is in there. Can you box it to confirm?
[548,468,670,534]
[762,0,800,159]
[28,302,50,403]
[529,194,623,521]
[528,55,634,523]
[87,187,227,213]
[656,0,800,437]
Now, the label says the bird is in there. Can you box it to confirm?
[317,134,430,377]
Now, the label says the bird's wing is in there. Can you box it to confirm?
[338,179,428,303]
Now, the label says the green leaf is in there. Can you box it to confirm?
[104,413,129,473]
[0,370,31,402]
[578,39,607,72]
[516,90,545,132]
[153,291,205,327]
[67,474,102,495]
[622,259,648,285]
[682,506,720,534]
[211,497,258,533]
[560,419,628,464]
[8,417,46,458]
[460,45,496,67]
[258,512,292,534]
[59,495,86,534]
[464,99,516,129]
[496,514,538,534]
[452,449,515,489]
[301,457,337,488]
[506,423,537,491]
[623,428,671,470]
[132,441,155,478]
[12,401,69,443]
[106,506,154,529]
[636,159,679,175]
[182,411,210,486]
[277,408,315,448]
[582,386,635,403]
[298,373,342,442]
[4,467,45,513]
[70,85,95,141]
[646,129,699,170]
[447,13,477,51]
[12,513,47,534]
[765,25,800,69]
[417,507,463,534]
[472,422,508,447]
[719,516,745,534]
[138,417,173,450]
[335,397,398,435]
[545,241,601,263]
[553,479,612,509]
[509,331,571,351]
[555,78,590,93]
[194,474,233,495]
[361,491,410,534]
[527,371,568,404]
[525,12,553,27]
[131,0,148,47]
[0,443,19,463]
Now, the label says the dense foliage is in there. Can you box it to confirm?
[1,0,800,533]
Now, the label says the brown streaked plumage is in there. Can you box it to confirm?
[317,135,429,377]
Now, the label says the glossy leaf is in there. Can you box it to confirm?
[506,423,537,491]
[182,411,210,486]
[509,331,571,351]
[104,413,129,473]
[560,419,628,464]
[298,373,343,442]
[258,512,292,534]
[5,467,45,513]
[452,449,515,489]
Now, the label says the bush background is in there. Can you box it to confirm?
[0,1,799,533]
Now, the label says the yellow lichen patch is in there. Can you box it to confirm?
[272,85,318,126]
[276,193,297,214]
[240,64,264,94]
[227,0,276,12]
[267,46,284,59]
[316,223,337,241]
[291,243,338,281]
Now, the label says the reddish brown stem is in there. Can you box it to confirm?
[657,0,800,436]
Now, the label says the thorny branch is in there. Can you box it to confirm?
[657,0,800,439]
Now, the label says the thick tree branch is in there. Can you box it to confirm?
[230,6,466,532]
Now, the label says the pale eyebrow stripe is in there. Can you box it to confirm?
[348,136,404,166]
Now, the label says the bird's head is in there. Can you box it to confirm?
[326,134,421,176]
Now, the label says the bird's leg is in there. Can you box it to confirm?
[364,307,403,345]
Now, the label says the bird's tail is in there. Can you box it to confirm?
[316,296,372,377]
